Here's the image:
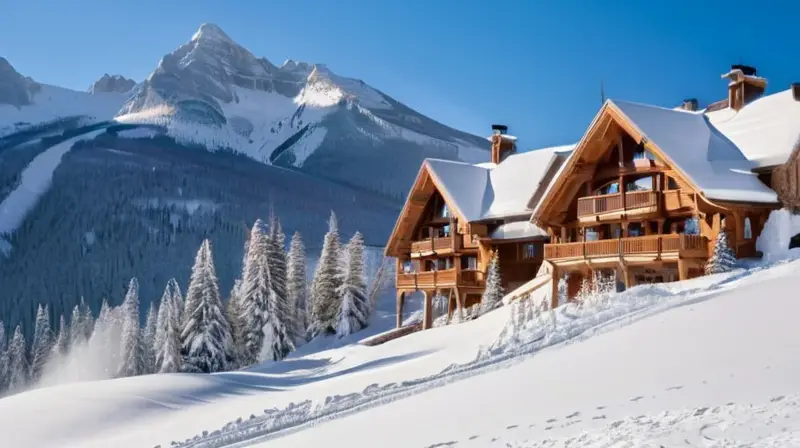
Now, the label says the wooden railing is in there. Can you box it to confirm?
[397,268,459,289]
[460,270,485,287]
[577,190,659,217]
[410,236,454,254]
[544,234,708,260]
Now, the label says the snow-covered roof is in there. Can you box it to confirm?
[613,100,779,204]
[488,220,548,240]
[425,144,573,224]
[706,88,800,168]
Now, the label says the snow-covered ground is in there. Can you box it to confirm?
[0,128,106,254]
[1,251,799,447]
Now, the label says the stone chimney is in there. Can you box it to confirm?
[792,83,800,102]
[721,64,767,110]
[489,124,517,164]
[680,98,698,112]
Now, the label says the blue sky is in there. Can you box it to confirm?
[2,0,799,149]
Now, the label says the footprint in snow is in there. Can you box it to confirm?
[506,425,518,429]
[544,426,553,431]
[592,415,607,420]
[771,395,786,402]
[666,385,684,391]
[468,435,479,440]
[546,418,558,423]
[426,442,458,448]
[630,396,644,402]
[566,411,580,419]
[596,405,606,410]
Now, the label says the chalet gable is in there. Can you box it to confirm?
[534,100,778,227]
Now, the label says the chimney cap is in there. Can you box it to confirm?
[491,124,508,134]
[792,82,800,101]
[731,64,757,77]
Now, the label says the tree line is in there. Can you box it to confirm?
[0,211,372,395]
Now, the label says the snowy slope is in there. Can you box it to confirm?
[2,254,799,447]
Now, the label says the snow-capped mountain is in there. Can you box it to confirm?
[116,23,489,197]
[88,74,136,94]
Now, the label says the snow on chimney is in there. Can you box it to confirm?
[680,98,698,112]
[489,124,517,164]
[792,83,800,102]
[721,64,767,110]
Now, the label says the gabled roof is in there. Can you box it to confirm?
[613,100,778,203]
[426,144,574,222]
[384,145,572,256]
[706,88,800,169]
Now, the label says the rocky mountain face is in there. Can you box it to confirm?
[89,74,136,94]
[0,57,40,108]
[0,23,488,330]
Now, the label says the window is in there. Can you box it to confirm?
[667,177,679,190]
[402,260,414,273]
[522,243,538,259]
[744,217,753,240]
[627,222,643,237]
[597,182,619,195]
[584,229,600,241]
[441,203,450,219]
[442,224,451,237]
[461,255,478,270]
[683,217,700,235]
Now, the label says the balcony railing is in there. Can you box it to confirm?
[577,190,659,218]
[410,236,456,254]
[544,234,708,261]
[395,268,484,290]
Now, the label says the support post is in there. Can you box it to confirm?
[550,266,560,309]
[396,290,405,328]
[422,290,433,330]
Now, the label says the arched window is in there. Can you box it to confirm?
[744,217,753,240]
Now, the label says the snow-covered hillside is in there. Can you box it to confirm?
[2,248,799,447]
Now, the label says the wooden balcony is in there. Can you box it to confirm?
[544,234,708,262]
[395,268,485,290]
[410,236,456,256]
[577,190,659,221]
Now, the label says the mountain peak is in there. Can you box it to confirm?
[89,74,136,94]
[191,23,234,44]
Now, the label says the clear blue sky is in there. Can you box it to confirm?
[2,0,799,149]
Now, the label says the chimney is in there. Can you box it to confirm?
[490,124,516,164]
[792,83,800,102]
[721,64,767,110]
[680,98,698,111]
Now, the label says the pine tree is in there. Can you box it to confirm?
[240,220,271,365]
[7,325,28,393]
[30,304,53,380]
[180,239,234,373]
[310,211,343,336]
[142,302,158,374]
[51,315,69,358]
[154,279,182,372]
[287,231,309,344]
[80,298,94,340]
[706,230,737,275]
[88,299,122,378]
[480,253,505,315]
[0,322,8,392]
[69,304,85,348]
[226,278,246,367]
[336,232,370,337]
[118,278,145,377]
[266,217,293,359]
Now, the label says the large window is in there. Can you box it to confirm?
[461,255,478,270]
[440,203,450,219]
[402,260,414,273]
[522,243,538,259]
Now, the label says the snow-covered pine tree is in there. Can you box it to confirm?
[706,230,737,275]
[142,302,158,374]
[79,297,94,340]
[88,299,122,378]
[226,278,246,367]
[51,315,69,358]
[310,211,343,336]
[7,325,28,393]
[118,278,145,377]
[0,322,8,392]
[156,292,182,373]
[266,217,293,359]
[239,220,271,366]
[336,232,370,337]
[287,231,309,344]
[180,239,234,373]
[30,304,53,381]
[69,304,85,348]
[480,253,505,315]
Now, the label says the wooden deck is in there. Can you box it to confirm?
[544,234,708,262]
[410,236,456,256]
[576,189,694,222]
[396,268,485,290]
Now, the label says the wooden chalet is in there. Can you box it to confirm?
[532,90,795,303]
[384,125,572,329]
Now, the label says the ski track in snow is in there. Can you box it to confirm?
[0,128,106,252]
[169,259,797,448]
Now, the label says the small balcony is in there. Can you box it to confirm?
[577,190,659,221]
[410,236,456,256]
[544,234,708,261]
[395,268,485,291]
